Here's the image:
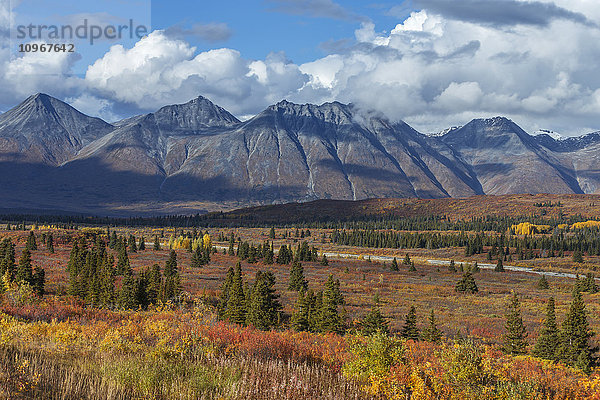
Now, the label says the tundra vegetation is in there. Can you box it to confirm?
[2,203,600,399]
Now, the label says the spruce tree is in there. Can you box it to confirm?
[264,243,274,264]
[0,239,16,280]
[455,271,478,294]
[46,233,54,253]
[495,258,504,272]
[25,231,37,251]
[116,245,131,276]
[99,258,115,308]
[32,266,45,296]
[246,271,282,330]
[228,236,235,256]
[448,259,456,272]
[320,254,329,266]
[109,231,118,249]
[573,250,584,263]
[161,250,181,302]
[583,273,598,293]
[118,274,138,309]
[401,306,420,340]
[164,250,178,277]
[537,275,550,290]
[558,290,596,371]
[135,270,149,309]
[218,267,235,319]
[361,303,389,335]
[289,261,308,291]
[146,264,162,305]
[190,245,205,268]
[403,253,411,265]
[421,309,443,343]
[291,290,311,332]
[225,262,247,325]
[16,249,33,285]
[503,292,528,355]
[128,235,137,253]
[532,297,559,361]
[319,275,344,334]
[390,257,399,271]
[225,263,247,325]
[138,236,145,251]
[153,235,160,251]
[269,226,276,239]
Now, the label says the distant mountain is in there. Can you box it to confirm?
[0,93,599,215]
[441,117,582,195]
[0,93,113,164]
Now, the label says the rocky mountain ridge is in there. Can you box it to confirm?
[1,93,598,215]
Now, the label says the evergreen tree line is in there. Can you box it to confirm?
[217,262,282,330]
[6,210,593,232]
[358,300,443,344]
[0,237,45,295]
[67,234,181,309]
[235,237,275,264]
[505,290,597,373]
[331,228,600,259]
[291,273,345,334]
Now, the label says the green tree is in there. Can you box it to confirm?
[190,245,206,268]
[291,290,310,332]
[16,249,33,285]
[448,259,456,273]
[138,236,145,251]
[218,267,235,320]
[128,234,137,253]
[455,272,478,294]
[225,262,247,325]
[164,250,178,277]
[288,261,308,291]
[390,257,399,271]
[46,233,54,253]
[153,235,161,251]
[495,258,504,272]
[161,250,181,302]
[361,303,389,335]
[246,271,282,330]
[401,306,420,341]
[319,275,344,334]
[532,297,559,361]
[116,245,131,275]
[25,231,37,251]
[32,265,45,296]
[558,290,596,372]
[403,253,411,265]
[269,226,276,239]
[502,292,528,355]
[421,309,443,343]
[118,274,138,309]
[0,239,16,280]
[320,254,329,266]
[573,250,584,263]
[537,275,550,290]
[146,264,162,305]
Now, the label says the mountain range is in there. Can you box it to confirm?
[1,93,599,216]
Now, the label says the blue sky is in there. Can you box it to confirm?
[151,1,411,64]
[2,0,600,136]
